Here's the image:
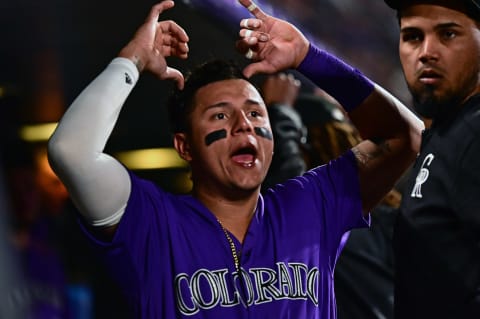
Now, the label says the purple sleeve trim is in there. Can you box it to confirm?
[297,43,375,112]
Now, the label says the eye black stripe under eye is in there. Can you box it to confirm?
[205,129,227,146]
[254,127,273,140]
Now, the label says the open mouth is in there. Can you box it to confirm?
[231,146,257,167]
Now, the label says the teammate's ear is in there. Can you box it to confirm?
[174,133,192,161]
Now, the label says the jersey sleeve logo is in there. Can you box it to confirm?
[125,72,133,85]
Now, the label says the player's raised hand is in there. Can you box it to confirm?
[119,1,189,88]
[236,0,310,78]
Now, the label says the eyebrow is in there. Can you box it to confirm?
[205,102,229,109]
[400,21,462,33]
[205,99,262,110]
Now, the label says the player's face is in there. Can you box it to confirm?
[398,3,480,118]
[176,79,273,195]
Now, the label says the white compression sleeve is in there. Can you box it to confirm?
[48,58,139,226]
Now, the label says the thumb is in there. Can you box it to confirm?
[146,1,175,25]
[162,67,185,90]
[242,61,275,78]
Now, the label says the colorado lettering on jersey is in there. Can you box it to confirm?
[174,262,319,315]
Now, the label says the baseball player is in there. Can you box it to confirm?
[48,0,423,317]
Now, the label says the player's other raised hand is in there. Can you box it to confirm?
[119,1,190,88]
[236,0,310,78]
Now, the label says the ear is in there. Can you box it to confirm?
[173,133,192,161]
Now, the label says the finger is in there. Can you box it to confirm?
[171,43,189,59]
[245,49,255,60]
[243,61,276,78]
[235,38,256,59]
[156,21,189,59]
[163,42,188,59]
[162,67,185,90]
[238,0,268,20]
[175,42,189,58]
[160,41,189,59]
[160,32,189,57]
[237,36,261,50]
[159,20,190,44]
[240,18,261,29]
[243,29,253,38]
[146,1,175,24]
[239,28,269,42]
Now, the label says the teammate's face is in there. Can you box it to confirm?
[174,79,273,195]
[398,3,480,118]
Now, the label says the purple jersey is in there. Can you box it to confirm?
[83,150,367,318]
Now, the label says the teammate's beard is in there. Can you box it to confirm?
[409,85,463,120]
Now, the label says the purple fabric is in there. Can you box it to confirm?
[297,44,374,112]
[83,150,367,318]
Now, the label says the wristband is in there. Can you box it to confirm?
[297,44,374,112]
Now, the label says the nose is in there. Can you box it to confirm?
[232,111,254,134]
[419,35,439,63]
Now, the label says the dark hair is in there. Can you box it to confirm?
[167,59,248,133]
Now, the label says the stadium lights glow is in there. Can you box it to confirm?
[19,122,58,142]
[19,123,187,170]
[114,148,188,170]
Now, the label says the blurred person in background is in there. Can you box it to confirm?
[3,143,129,319]
[260,72,307,191]
[0,154,25,319]
[4,144,74,318]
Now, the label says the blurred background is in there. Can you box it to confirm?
[0,0,411,318]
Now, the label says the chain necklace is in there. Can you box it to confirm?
[217,219,240,273]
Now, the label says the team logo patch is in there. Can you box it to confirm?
[411,153,435,198]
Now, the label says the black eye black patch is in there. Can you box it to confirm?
[204,127,272,146]
[205,129,227,146]
[254,127,273,140]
